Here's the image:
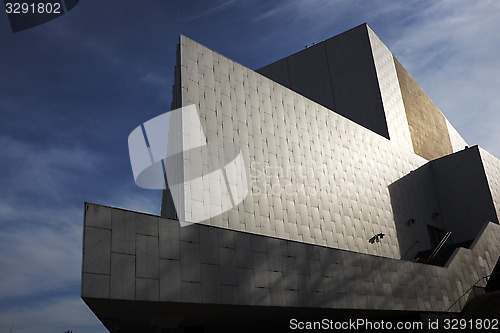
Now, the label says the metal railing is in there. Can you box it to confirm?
[426,231,452,264]
[413,232,452,264]
[446,273,497,312]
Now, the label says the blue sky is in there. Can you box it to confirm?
[1,1,499,332]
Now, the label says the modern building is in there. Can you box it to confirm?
[82,24,500,332]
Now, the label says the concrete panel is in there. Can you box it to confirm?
[220,285,239,305]
[217,228,235,248]
[85,203,111,229]
[297,274,312,306]
[237,268,255,305]
[269,271,285,306]
[219,247,238,285]
[251,235,267,253]
[136,278,159,301]
[136,234,159,279]
[82,273,109,299]
[83,226,111,275]
[254,287,271,306]
[282,257,298,290]
[179,224,200,243]
[199,227,219,264]
[235,232,253,268]
[266,237,284,272]
[180,241,201,282]
[181,282,202,303]
[252,252,269,288]
[136,213,159,236]
[201,264,221,303]
[159,259,181,302]
[110,253,135,300]
[112,209,136,255]
[159,219,180,260]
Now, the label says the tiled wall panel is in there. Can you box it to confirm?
[82,203,500,313]
[177,35,430,259]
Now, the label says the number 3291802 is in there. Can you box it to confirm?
[5,2,62,14]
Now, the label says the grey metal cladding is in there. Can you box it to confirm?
[159,219,180,260]
[159,258,181,302]
[111,208,136,255]
[85,203,111,229]
[110,253,135,300]
[136,213,159,237]
[430,146,498,242]
[82,204,500,312]
[83,226,111,275]
[180,241,201,282]
[82,273,110,299]
[136,278,159,301]
[136,234,159,279]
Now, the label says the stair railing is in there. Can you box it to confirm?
[425,231,452,264]
[446,273,495,312]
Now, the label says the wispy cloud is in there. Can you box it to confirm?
[0,133,159,331]
[0,136,101,205]
[180,0,239,22]
[0,223,81,300]
[0,296,106,333]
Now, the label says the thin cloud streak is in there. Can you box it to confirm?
[180,0,239,22]
[0,136,102,206]
[0,297,106,333]
[0,223,82,299]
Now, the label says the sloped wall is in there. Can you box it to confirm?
[174,35,430,259]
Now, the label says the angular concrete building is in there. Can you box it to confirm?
[82,24,500,332]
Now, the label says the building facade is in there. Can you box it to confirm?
[82,24,500,332]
